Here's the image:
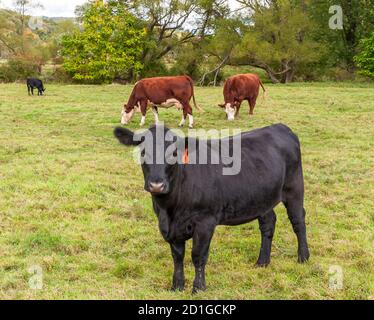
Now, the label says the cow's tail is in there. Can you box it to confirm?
[259,79,267,105]
[187,76,204,113]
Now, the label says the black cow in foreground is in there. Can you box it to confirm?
[114,124,310,294]
[27,78,45,96]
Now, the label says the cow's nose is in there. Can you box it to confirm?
[149,182,165,193]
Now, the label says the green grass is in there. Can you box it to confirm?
[0,82,373,300]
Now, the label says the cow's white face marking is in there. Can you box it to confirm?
[121,108,135,125]
[225,103,236,121]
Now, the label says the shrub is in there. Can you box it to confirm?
[0,59,40,83]
[46,66,72,83]
[355,32,374,78]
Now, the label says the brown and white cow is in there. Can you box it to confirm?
[219,74,266,121]
[121,76,202,128]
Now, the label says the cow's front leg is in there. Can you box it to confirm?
[192,218,216,294]
[139,100,147,126]
[151,107,160,125]
[170,241,186,291]
[235,102,242,118]
[257,210,277,267]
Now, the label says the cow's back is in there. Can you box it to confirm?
[172,124,302,221]
[137,76,193,104]
[224,74,261,100]
[27,78,43,87]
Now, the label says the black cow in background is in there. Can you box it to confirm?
[114,124,310,294]
[27,78,45,96]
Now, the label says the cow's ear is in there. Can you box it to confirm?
[218,103,225,108]
[114,127,140,146]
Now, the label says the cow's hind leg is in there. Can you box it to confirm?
[179,113,186,127]
[283,188,310,263]
[256,210,277,267]
[185,103,194,129]
[179,102,193,129]
[170,241,186,291]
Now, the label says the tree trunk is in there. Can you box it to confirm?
[265,69,281,84]
[282,69,295,83]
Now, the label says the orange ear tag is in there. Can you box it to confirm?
[182,149,189,164]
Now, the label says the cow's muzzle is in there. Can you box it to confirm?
[149,182,165,194]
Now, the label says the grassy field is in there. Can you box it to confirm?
[0,82,373,300]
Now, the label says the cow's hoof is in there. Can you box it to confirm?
[189,126,194,129]
[298,248,310,264]
[171,285,185,292]
[298,257,309,264]
[192,286,206,295]
[255,261,270,268]
[298,255,310,264]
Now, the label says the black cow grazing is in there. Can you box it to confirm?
[27,78,45,96]
[114,124,310,293]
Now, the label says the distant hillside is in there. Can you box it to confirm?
[0,8,77,59]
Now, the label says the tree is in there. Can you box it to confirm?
[181,0,231,79]
[309,0,374,71]
[198,17,244,85]
[234,0,324,83]
[13,0,43,51]
[132,0,197,77]
[0,9,19,56]
[62,0,146,83]
[355,32,374,77]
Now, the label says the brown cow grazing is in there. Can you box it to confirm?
[219,74,266,121]
[121,76,202,129]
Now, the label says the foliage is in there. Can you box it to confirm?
[233,0,324,83]
[0,6,76,82]
[308,0,374,71]
[61,1,146,84]
[2,0,374,83]
[0,58,39,82]
[355,32,374,77]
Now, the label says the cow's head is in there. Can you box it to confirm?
[218,102,237,121]
[114,125,185,196]
[121,104,135,125]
